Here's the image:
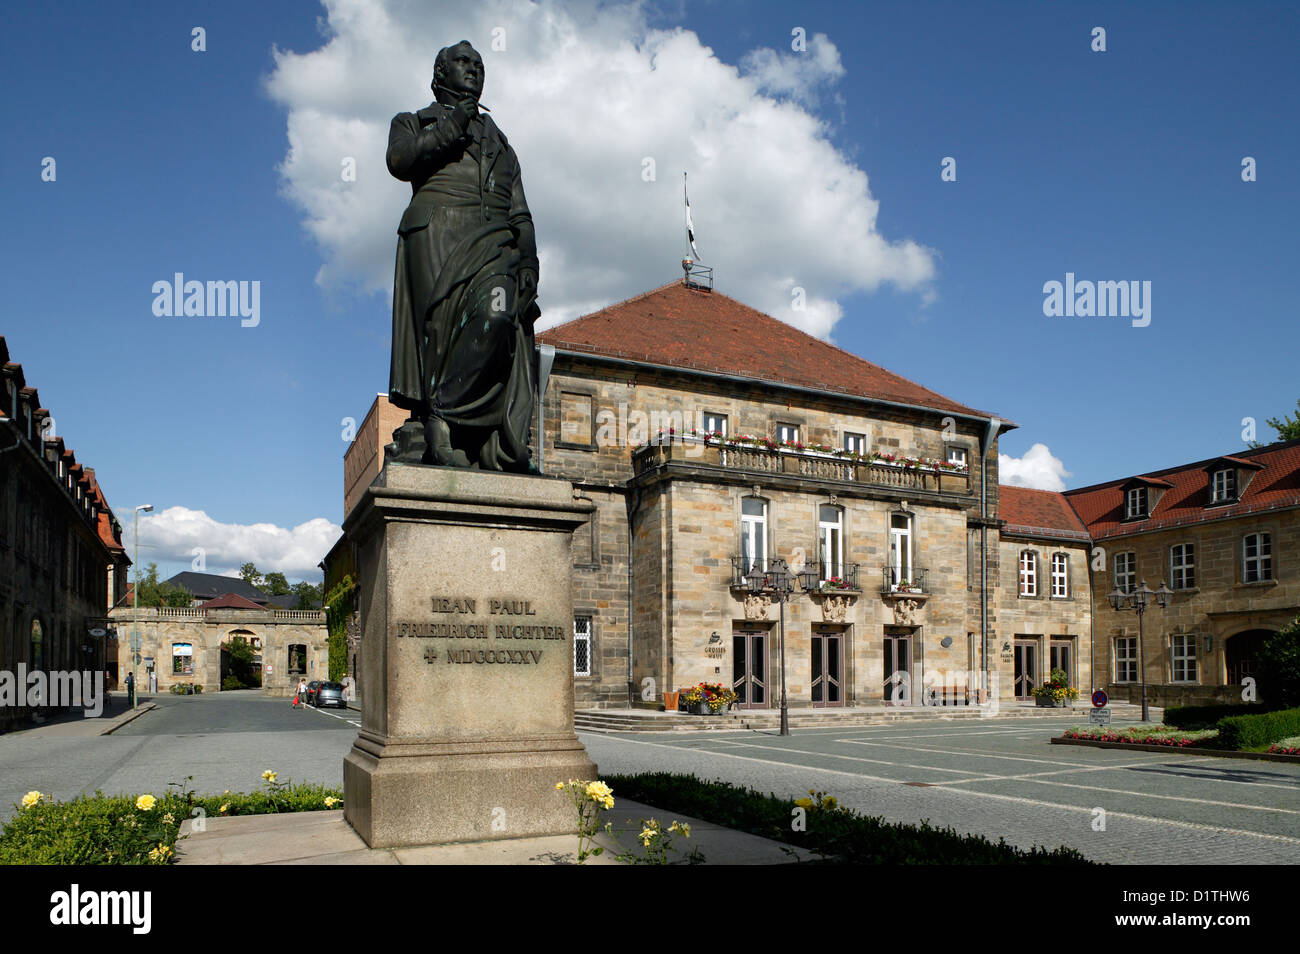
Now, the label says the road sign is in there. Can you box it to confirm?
[1092,689,1108,708]
[1089,707,1111,726]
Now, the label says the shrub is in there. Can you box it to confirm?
[1216,706,1300,750]
[1258,618,1300,709]
[221,676,244,691]
[1163,703,1267,729]
[603,773,1091,865]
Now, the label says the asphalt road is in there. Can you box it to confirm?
[581,719,1300,864]
[0,691,358,820]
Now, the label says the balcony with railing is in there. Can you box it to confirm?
[633,435,970,495]
[730,557,860,592]
[880,565,929,596]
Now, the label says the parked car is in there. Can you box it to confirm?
[311,681,347,708]
[303,680,321,705]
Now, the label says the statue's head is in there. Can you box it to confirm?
[432,41,483,102]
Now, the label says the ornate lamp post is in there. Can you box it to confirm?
[1107,580,1172,722]
[744,558,820,736]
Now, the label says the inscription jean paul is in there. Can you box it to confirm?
[394,595,565,665]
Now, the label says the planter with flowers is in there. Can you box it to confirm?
[679,682,737,714]
[1032,668,1080,707]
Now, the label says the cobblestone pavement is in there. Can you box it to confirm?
[581,718,1300,864]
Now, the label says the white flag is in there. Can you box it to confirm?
[684,173,700,260]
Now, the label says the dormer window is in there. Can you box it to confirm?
[1126,486,1148,519]
[1211,468,1237,503]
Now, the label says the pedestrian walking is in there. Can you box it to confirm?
[125,671,135,708]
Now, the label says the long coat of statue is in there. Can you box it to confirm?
[386,101,540,471]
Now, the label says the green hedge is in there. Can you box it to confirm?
[604,772,1093,865]
[1163,703,1267,729]
[1216,706,1300,750]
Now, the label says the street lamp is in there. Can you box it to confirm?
[744,558,819,736]
[132,504,154,710]
[1107,579,1171,722]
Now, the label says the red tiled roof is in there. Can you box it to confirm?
[199,593,265,611]
[999,485,1090,540]
[1064,440,1300,540]
[537,281,1005,421]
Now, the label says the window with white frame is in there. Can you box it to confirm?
[1243,532,1272,582]
[818,505,843,580]
[741,498,767,573]
[573,616,592,676]
[945,445,968,469]
[776,423,800,444]
[1114,637,1138,683]
[1050,552,1068,598]
[1211,469,1236,503]
[1170,543,1195,590]
[888,513,912,588]
[843,432,865,455]
[702,412,727,437]
[1126,486,1148,519]
[1171,634,1198,683]
[1114,552,1136,594]
[1019,550,1037,597]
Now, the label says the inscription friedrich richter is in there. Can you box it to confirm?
[393,596,564,665]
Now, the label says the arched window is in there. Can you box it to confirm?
[1019,550,1037,597]
[1050,553,1068,598]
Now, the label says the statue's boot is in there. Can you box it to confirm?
[424,415,456,466]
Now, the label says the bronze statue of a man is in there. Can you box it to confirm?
[386,40,539,471]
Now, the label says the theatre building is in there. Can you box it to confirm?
[534,278,1025,709]
[1064,441,1300,708]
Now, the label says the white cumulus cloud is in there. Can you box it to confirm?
[129,506,342,581]
[264,0,936,337]
[1000,443,1072,492]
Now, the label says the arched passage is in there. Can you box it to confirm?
[220,629,263,689]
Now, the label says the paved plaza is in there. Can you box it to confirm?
[3,694,1297,864]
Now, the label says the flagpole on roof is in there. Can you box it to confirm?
[682,172,712,291]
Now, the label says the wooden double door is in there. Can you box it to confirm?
[811,628,845,707]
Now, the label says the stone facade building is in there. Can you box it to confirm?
[1064,442,1300,707]
[107,591,328,696]
[1,336,130,730]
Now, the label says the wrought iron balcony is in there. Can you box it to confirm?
[633,435,969,495]
[880,565,929,595]
[730,557,859,591]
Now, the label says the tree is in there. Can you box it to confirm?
[133,563,192,608]
[292,581,323,610]
[263,571,292,596]
[238,562,263,588]
[1258,617,1300,709]
[221,636,261,689]
[1249,400,1300,447]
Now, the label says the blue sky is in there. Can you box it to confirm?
[3,0,1297,581]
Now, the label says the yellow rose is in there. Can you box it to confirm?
[794,798,813,809]
[219,803,230,814]
[20,791,43,810]
[261,770,278,783]
[556,782,565,790]
[136,794,157,811]
[324,796,339,808]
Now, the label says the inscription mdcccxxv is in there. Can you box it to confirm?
[394,595,565,666]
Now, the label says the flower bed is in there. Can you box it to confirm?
[1061,726,1218,747]
[1269,735,1300,756]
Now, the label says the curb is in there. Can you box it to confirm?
[1050,736,1300,763]
[99,702,157,736]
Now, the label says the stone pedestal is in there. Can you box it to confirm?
[342,465,597,848]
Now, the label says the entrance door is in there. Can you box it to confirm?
[811,631,843,707]
[1226,630,1270,687]
[1049,639,1073,685]
[732,631,767,709]
[1014,640,1038,699]
[883,633,911,704]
